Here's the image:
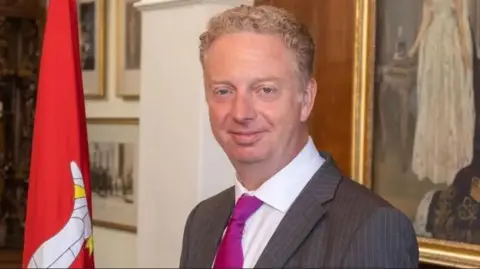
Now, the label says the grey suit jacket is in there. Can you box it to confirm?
[179,152,419,268]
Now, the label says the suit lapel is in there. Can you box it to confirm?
[254,153,343,268]
[191,188,235,268]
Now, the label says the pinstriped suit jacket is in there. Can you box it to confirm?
[179,152,419,268]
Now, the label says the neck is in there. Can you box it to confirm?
[235,131,310,191]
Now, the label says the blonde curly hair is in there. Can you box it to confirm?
[199,5,315,81]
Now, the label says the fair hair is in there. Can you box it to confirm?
[199,5,315,82]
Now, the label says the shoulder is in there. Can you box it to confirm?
[328,176,414,236]
[326,178,418,265]
[185,187,235,224]
[180,187,234,265]
[333,178,419,267]
[198,186,235,212]
[334,177,394,210]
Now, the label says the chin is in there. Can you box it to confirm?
[227,148,268,164]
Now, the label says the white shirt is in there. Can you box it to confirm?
[218,136,324,268]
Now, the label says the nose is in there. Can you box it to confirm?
[231,91,256,123]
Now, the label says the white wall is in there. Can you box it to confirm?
[91,227,136,267]
[86,0,253,267]
[86,0,138,267]
[135,0,252,267]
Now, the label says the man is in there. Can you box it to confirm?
[180,4,419,268]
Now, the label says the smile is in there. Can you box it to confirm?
[229,131,264,145]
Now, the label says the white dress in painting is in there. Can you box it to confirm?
[411,0,475,185]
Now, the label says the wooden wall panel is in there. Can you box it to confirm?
[253,1,452,269]
[254,0,355,176]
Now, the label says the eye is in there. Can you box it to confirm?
[214,88,231,96]
[259,86,276,95]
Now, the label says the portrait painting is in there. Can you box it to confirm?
[87,118,138,233]
[77,0,105,98]
[353,0,480,266]
[116,0,141,98]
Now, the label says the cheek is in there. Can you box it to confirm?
[208,104,230,130]
[258,99,301,129]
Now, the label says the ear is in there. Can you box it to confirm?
[300,78,317,122]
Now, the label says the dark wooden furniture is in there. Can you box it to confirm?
[0,0,44,266]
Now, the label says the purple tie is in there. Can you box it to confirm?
[213,194,263,268]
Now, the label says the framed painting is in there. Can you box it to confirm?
[86,118,139,233]
[115,0,141,99]
[352,0,480,267]
[77,0,106,99]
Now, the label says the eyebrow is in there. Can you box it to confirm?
[251,76,282,84]
[209,80,235,87]
[210,76,281,86]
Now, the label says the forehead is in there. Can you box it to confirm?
[203,32,296,80]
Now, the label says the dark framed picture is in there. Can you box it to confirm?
[87,118,139,233]
[116,0,141,98]
[77,0,106,98]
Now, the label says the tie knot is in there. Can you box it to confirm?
[231,194,263,223]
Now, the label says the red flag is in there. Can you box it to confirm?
[22,0,95,267]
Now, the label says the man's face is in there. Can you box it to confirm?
[203,32,315,165]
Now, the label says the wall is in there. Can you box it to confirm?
[85,0,455,268]
[135,0,251,267]
[257,1,452,269]
[91,227,136,267]
[255,0,356,175]
[85,0,138,267]
[86,0,252,267]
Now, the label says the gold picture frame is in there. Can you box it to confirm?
[86,118,139,233]
[77,0,106,99]
[352,0,480,267]
[115,0,141,99]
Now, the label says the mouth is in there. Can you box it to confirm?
[228,131,264,145]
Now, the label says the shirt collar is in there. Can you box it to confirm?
[234,136,325,213]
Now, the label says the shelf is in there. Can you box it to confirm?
[0,6,42,19]
[0,249,21,267]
